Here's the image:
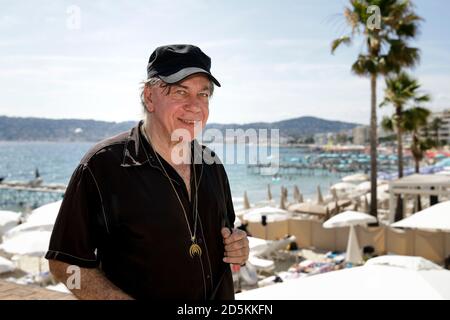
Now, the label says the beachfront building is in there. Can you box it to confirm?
[313,132,330,145]
[423,109,450,146]
[352,126,370,146]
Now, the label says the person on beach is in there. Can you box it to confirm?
[45,44,249,300]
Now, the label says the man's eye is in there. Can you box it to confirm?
[199,92,210,98]
[176,90,187,95]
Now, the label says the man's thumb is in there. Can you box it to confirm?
[221,227,231,239]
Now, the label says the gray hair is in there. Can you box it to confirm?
[140,77,215,116]
[140,77,162,115]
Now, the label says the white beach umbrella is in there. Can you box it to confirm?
[293,185,301,203]
[247,235,296,262]
[355,181,371,193]
[247,236,273,258]
[323,211,377,228]
[4,200,61,240]
[364,255,443,271]
[0,210,21,226]
[26,200,62,226]
[391,201,450,232]
[331,182,357,200]
[0,210,21,238]
[0,256,15,274]
[236,255,450,300]
[0,230,51,257]
[377,183,390,198]
[288,202,328,216]
[245,237,275,274]
[316,185,324,205]
[342,173,369,183]
[279,187,287,210]
[248,236,271,251]
[298,192,304,203]
[323,211,377,264]
[331,182,357,192]
[243,191,251,210]
[366,183,389,201]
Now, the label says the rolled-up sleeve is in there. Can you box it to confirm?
[224,174,235,230]
[45,163,104,268]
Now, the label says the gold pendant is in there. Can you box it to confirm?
[189,243,202,258]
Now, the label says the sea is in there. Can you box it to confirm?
[0,141,346,212]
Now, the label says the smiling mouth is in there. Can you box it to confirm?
[179,118,200,125]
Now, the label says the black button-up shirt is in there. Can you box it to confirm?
[45,121,235,300]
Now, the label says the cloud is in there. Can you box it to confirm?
[0,15,21,28]
[199,39,246,49]
[0,0,449,127]
[0,54,142,64]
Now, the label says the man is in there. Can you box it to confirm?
[46,44,249,300]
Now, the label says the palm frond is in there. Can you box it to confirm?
[331,36,352,54]
[351,55,376,76]
[381,116,395,132]
[414,94,431,103]
[385,39,421,69]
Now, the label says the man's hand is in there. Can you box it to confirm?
[221,228,249,266]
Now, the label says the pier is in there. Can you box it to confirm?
[0,181,66,209]
[247,163,341,176]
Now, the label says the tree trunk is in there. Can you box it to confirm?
[413,133,422,211]
[413,131,420,174]
[394,106,404,222]
[396,106,404,179]
[436,128,440,148]
[370,74,378,220]
[417,194,422,212]
[414,156,422,212]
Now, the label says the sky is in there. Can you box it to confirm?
[0,0,449,125]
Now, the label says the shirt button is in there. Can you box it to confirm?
[206,275,210,279]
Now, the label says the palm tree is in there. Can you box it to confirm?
[380,72,430,178]
[403,107,434,174]
[382,106,433,212]
[380,73,430,221]
[331,0,422,218]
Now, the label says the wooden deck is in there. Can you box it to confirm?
[0,280,76,300]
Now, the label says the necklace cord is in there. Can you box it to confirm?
[140,125,200,243]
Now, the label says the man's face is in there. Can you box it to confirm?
[146,74,211,142]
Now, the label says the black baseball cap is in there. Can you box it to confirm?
[146,44,221,87]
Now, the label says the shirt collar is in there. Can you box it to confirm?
[121,120,205,169]
[121,120,153,168]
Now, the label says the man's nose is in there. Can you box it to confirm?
[184,95,203,112]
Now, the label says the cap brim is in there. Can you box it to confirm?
[159,67,221,87]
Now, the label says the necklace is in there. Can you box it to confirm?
[140,125,202,258]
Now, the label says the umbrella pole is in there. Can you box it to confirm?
[346,225,362,265]
[443,232,446,266]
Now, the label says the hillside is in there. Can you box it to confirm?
[0,115,360,142]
